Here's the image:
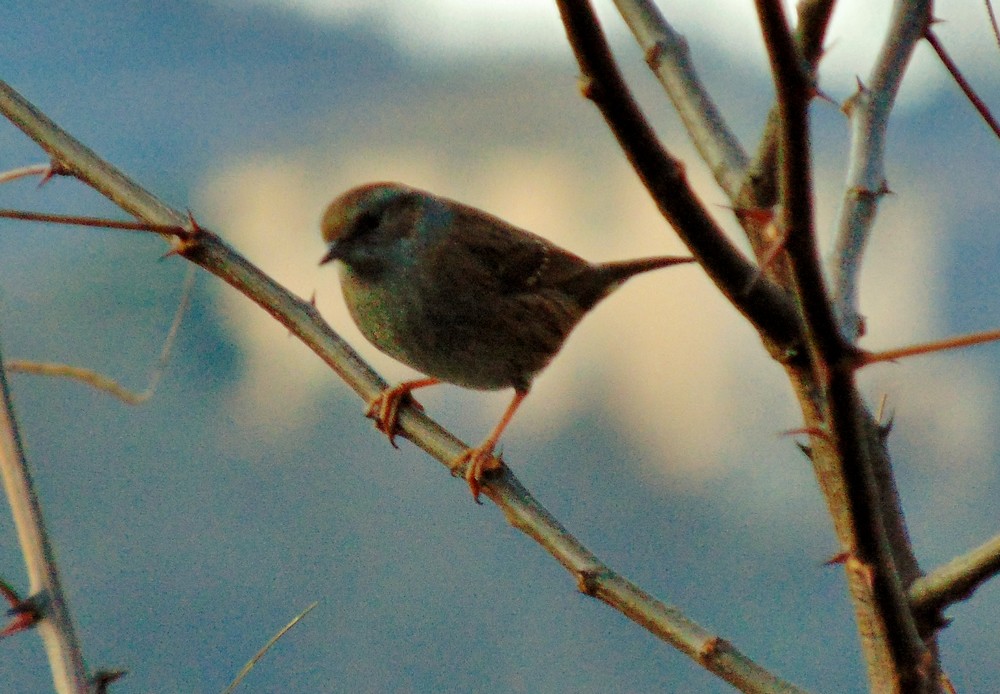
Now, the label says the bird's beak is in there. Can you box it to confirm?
[319,243,340,266]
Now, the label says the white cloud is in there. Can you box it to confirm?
[216,0,998,105]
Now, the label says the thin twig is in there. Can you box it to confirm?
[0,163,51,185]
[8,265,196,404]
[7,361,153,405]
[925,29,1000,139]
[221,602,319,694]
[862,328,1000,364]
[986,0,1000,48]
[0,208,192,236]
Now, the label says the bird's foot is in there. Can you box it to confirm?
[365,384,424,448]
[453,446,503,503]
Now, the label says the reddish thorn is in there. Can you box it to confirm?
[644,41,665,70]
[823,551,850,566]
[779,426,830,442]
[697,636,723,661]
[38,159,70,187]
[0,582,42,639]
[731,205,775,226]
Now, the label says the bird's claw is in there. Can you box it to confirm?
[365,387,423,448]
[453,447,503,503]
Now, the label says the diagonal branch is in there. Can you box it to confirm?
[0,343,91,691]
[925,29,1000,139]
[0,79,809,694]
[612,0,750,199]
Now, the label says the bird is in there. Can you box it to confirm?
[319,182,694,500]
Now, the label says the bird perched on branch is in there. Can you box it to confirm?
[320,182,694,500]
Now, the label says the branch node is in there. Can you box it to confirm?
[575,566,610,596]
[697,635,731,664]
[39,158,72,186]
[846,555,876,591]
[576,75,598,102]
[644,41,665,70]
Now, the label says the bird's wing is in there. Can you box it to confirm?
[442,204,590,296]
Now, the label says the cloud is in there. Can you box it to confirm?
[217,0,998,106]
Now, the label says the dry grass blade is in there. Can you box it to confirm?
[220,601,319,694]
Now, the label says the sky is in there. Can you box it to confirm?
[0,1,999,693]
[231,0,1000,103]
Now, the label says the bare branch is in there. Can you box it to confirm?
[985,0,1000,48]
[0,163,51,185]
[7,265,194,404]
[910,533,1000,614]
[827,1,933,342]
[754,0,841,360]
[925,29,1000,139]
[737,0,836,260]
[0,343,91,692]
[0,208,193,236]
[755,3,937,690]
[612,0,750,198]
[861,327,1000,365]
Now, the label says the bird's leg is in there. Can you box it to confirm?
[366,377,440,447]
[454,389,529,502]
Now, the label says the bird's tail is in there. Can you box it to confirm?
[578,255,695,309]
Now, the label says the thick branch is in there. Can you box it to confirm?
[754,0,841,362]
[755,3,934,691]
[827,1,933,341]
[0,79,808,694]
[737,0,835,258]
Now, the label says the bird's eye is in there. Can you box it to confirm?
[354,209,381,237]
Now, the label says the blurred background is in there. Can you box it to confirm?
[0,1,998,691]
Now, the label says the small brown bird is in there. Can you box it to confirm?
[320,182,693,500]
